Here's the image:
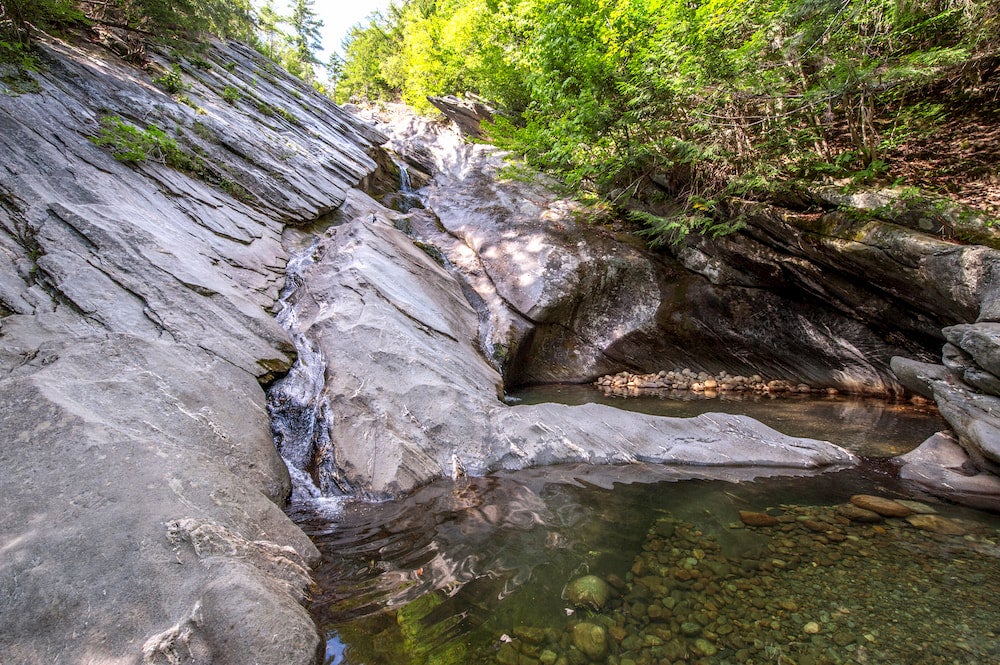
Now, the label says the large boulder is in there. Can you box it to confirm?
[1,35,383,664]
[896,431,1000,512]
[891,341,1000,505]
[427,94,496,138]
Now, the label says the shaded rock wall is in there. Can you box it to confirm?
[272,191,856,498]
[0,36,382,665]
[893,324,1000,510]
[373,111,990,395]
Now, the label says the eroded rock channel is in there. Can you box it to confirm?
[2,33,999,665]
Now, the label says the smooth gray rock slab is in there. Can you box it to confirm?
[896,431,1000,511]
[1,35,387,665]
[280,204,857,497]
[941,341,1000,396]
[930,380,1000,472]
[943,322,1000,380]
[0,333,319,665]
[889,356,949,399]
[492,403,857,472]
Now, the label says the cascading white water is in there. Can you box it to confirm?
[267,236,352,512]
[388,155,424,213]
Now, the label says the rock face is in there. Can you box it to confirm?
[275,194,857,497]
[891,317,1000,507]
[1,36,382,664]
[371,110,994,395]
[427,94,495,138]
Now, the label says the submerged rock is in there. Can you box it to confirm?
[849,495,913,518]
[905,514,967,536]
[739,511,779,527]
[836,504,884,523]
[566,575,611,610]
[570,622,608,661]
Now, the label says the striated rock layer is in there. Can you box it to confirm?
[0,36,382,665]
[276,192,857,497]
[372,109,998,396]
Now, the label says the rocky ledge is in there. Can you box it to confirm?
[892,326,1000,511]
[1,35,382,665]
[271,190,858,499]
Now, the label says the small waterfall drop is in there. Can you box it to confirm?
[267,236,352,514]
[386,155,424,213]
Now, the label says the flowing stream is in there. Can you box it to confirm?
[265,142,1000,665]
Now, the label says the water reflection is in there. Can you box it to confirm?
[302,390,1000,665]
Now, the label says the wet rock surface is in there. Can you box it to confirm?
[273,202,857,496]
[1,36,382,664]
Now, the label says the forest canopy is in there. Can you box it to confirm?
[0,0,325,82]
[336,0,1000,241]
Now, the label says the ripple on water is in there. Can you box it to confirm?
[301,392,998,665]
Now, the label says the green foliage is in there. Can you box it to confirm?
[91,115,197,170]
[222,85,242,104]
[630,208,745,246]
[1,0,255,59]
[152,64,185,94]
[337,0,999,245]
[250,0,325,85]
[256,100,299,124]
[91,114,254,202]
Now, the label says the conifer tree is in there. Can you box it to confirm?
[289,0,323,72]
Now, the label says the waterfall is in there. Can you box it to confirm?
[389,155,424,213]
[267,236,352,513]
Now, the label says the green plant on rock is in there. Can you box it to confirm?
[221,85,242,104]
[631,208,745,247]
[152,64,186,94]
[91,115,197,170]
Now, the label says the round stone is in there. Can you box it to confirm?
[692,637,718,656]
[566,575,611,610]
[896,500,937,515]
[739,510,779,527]
[803,621,821,634]
[905,514,966,536]
[571,622,608,661]
[836,504,883,523]
[680,621,702,637]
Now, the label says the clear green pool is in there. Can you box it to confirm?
[302,388,1000,665]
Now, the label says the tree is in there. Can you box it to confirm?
[289,0,323,79]
[336,0,1000,243]
[257,0,282,59]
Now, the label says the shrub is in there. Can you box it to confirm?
[91,115,196,171]
[222,85,242,104]
[152,64,185,94]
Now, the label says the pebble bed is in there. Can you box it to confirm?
[495,496,1000,665]
[595,370,830,397]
